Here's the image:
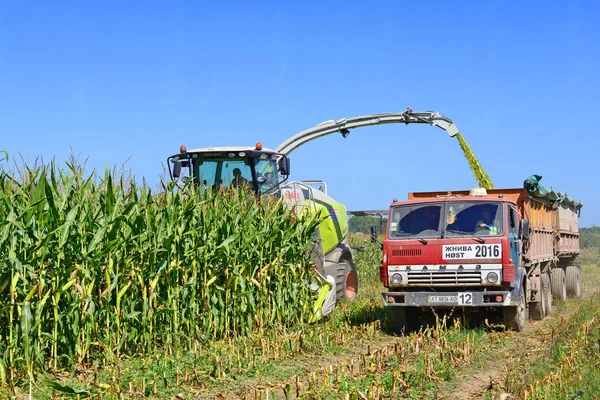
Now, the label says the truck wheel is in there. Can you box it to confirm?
[566,266,581,297]
[390,307,416,334]
[543,273,553,316]
[391,307,407,334]
[335,261,358,302]
[529,275,546,321]
[503,284,527,332]
[551,268,567,302]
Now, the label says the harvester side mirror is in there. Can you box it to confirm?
[172,162,182,178]
[520,219,530,241]
[279,157,291,176]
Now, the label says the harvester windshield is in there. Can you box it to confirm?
[167,145,289,195]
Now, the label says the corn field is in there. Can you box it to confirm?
[0,156,319,385]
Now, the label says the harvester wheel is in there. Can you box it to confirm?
[566,266,581,297]
[504,283,527,332]
[551,268,567,302]
[335,261,358,302]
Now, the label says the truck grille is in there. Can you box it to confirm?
[392,249,422,257]
[407,270,482,285]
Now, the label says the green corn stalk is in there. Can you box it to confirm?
[0,155,319,380]
[20,301,33,398]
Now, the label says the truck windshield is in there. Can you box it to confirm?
[444,201,504,237]
[389,203,443,239]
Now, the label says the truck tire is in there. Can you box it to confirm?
[551,268,567,302]
[390,307,416,334]
[566,266,581,297]
[391,307,407,334]
[543,273,553,316]
[335,261,358,302]
[529,275,546,321]
[504,283,527,332]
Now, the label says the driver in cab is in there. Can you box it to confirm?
[476,208,498,235]
[230,168,249,188]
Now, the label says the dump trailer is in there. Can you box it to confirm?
[380,176,583,332]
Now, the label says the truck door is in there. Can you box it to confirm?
[508,206,521,268]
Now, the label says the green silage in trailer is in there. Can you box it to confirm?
[0,158,319,384]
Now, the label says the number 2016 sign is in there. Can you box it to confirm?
[443,244,502,260]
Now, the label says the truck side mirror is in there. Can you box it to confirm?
[172,161,182,178]
[279,157,290,176]
[371,225,377,244]
[520,219,530,241]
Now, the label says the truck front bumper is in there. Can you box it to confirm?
[381,290,517,308]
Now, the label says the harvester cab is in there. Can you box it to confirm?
[167,143,291,195]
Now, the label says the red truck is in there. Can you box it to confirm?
[380,179,582,332]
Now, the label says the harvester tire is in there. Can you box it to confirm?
[504,283,527,332]
[551,268,567,302]
[566,266,581,297]
[335,261,358,302]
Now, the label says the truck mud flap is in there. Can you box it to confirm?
[381,291,516,308]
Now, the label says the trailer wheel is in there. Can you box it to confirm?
[504,284,527,332]
[335,261,358,302]
[529,275,546,321]
[566,266,581,297]
[543,273,553,316]
[551,268,567,302]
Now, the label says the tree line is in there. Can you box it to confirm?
[581,226,600,249]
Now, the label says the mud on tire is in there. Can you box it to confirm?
[566,265,581,298]
[551,268,567,302]
[335,261,358,302]
[504,283,527,331]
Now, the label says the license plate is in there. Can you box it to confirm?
[428,295,457,303]
[428,293,473,305]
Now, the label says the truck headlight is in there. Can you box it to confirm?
[486,272,499,284]
[391,273,403,285]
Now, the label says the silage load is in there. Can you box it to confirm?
[0,157,319,379]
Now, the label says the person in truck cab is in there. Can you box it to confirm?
[475,208,498,235]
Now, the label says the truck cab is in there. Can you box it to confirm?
[381,188,528,332]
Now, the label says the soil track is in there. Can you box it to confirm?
[208,267,599,400]
[435,267,600,399]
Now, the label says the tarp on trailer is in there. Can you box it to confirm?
[523,175,583,210]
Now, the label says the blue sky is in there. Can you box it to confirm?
[0,1,598,226]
